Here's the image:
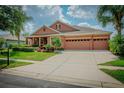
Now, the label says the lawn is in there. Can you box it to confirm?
[101,69,124,83]
[0,51,56,61]
[99,57,124,67]
[0,59,32,69]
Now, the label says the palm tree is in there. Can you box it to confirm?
[97,5,124,36]
[14,7,31,45]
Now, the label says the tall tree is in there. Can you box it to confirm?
[0,6,16,34]
[0,6,31,45]
[97,5,124,36]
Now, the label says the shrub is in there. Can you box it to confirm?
[19,44,29,47]
[0,49,8,56]
[22,48,34,52]
[44,44,54,52]
[32,44,39,47]
[0,38,5,48]
[9,44,30,49]
[12,47,34,52]
[109,34,124,55]
[52,37,61,49]
[119,44,124,55]
[44,44,52,49]
[9,44,18,49]
[56,47,64,51]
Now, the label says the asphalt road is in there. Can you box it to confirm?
[0,73,85,88]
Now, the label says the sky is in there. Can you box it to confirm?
[22,5,117,35]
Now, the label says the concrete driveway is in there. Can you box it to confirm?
[2,50,123,87]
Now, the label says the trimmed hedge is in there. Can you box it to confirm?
[56,47,64,51]
[32,44,39,47]
[12,47,34,52]
[9,44,30,49]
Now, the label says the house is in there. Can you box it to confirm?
[26,20,111,50]
[0,34,25,45]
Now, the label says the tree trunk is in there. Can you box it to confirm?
[117,27,122,44]
[117,26,121,35]
[17,33,20,46]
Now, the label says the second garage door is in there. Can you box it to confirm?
[93,38,109,50]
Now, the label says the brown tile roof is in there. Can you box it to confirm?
[29,20,111,37]
[61,25,111,35]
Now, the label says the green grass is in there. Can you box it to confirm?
[0,51,56,61]
[101,69,124,83]
[99,57,124,67]
[0,59,32,69]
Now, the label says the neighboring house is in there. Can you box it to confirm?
[26,20,111,50]
[0,34,25,45]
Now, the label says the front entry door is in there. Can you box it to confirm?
[40,37,47,46]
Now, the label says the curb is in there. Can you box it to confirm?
[1,69,124,88]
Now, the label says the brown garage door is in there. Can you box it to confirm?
[64,38,109,50]
[93,38,109,50]
[64,39,91,50]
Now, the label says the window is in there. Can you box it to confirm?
[104,39,107,41]
[93,39,97,41]
[86,39,90,41]
[56,24,61,30]
[59,24,61,29]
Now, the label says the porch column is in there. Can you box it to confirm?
[39,37,41,46]
[47,36,52,45]
[49,37,52,45]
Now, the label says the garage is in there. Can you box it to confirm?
[63,35,109,50]
[64,38,91,50]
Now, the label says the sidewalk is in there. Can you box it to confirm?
[0,58,40,64]
[98,65,124,70]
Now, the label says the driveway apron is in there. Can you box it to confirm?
[2,50,122,87]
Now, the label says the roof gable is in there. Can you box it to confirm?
[33,25,60,35]
[50,20,79,32]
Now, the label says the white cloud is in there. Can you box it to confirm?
[23,22,37,34]
[67,6,94,19]
[37,5,71,24]
[78,22,104,30]
[22,6,28,11]
[78,22,91,27]
[37,6,60,16]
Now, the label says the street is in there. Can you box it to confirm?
[0,73,84,88]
